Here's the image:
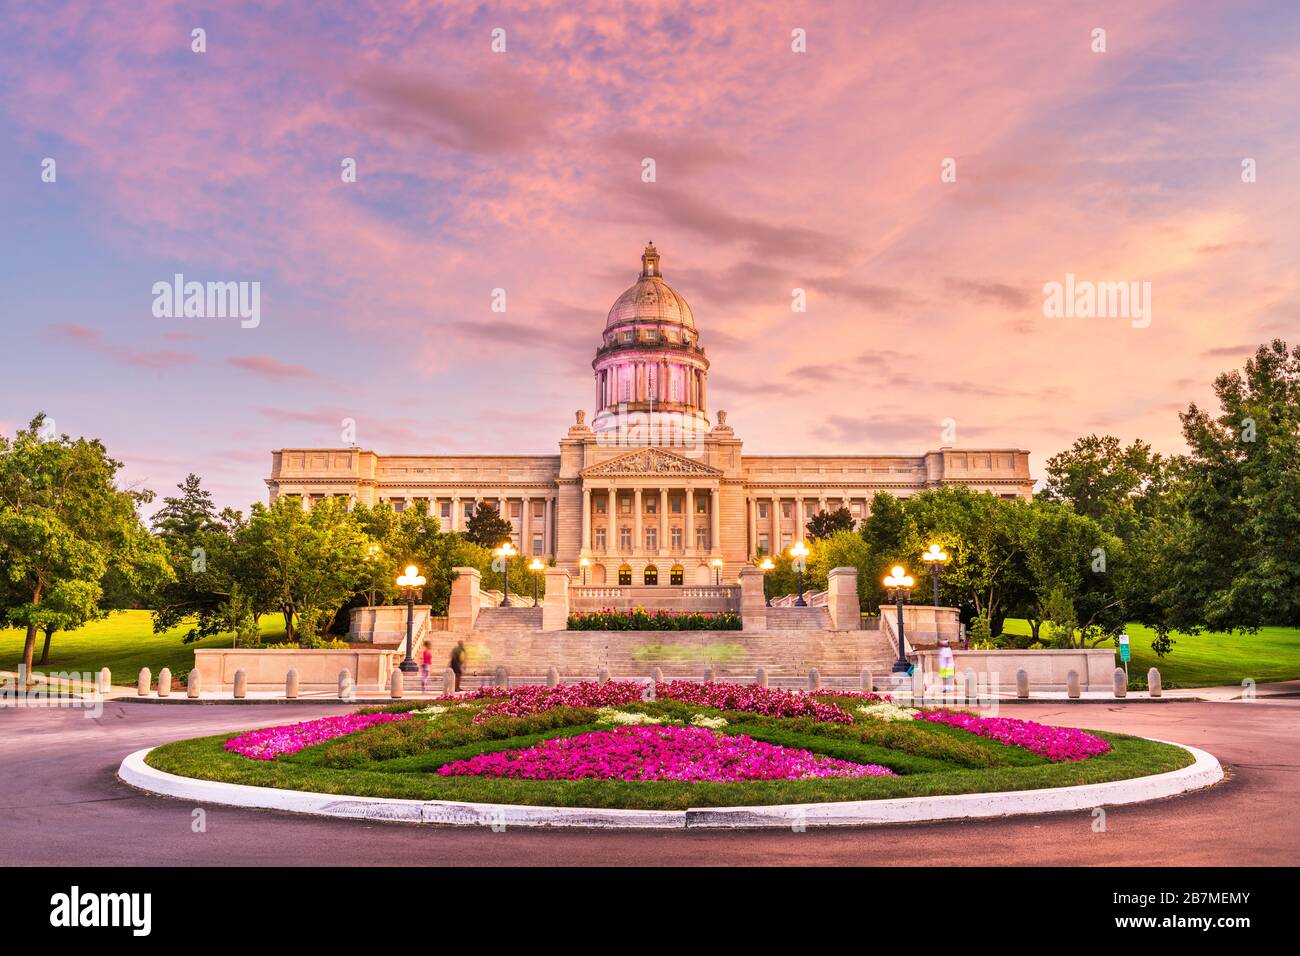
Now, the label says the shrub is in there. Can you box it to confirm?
[567,608,742,631]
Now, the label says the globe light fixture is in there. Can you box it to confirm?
[494,541,518,607]
[789,541,811,606]
[922,543,949,608]
[528,557,545,607]
[578,556,591,585]
[711,556,723,586]
[883,565,915,673]
[759,556,775,607]
[396,564,426,673]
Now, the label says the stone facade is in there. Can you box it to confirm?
[267,244,1033,585]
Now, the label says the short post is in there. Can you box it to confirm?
[702,667,714,682]
[137,668,150,697]
[1015,668,1029,699]
[98,667,112,694]
[546,666,559,688]
[1066,669,1081,699]
[1113,667,1127,698]
[807,668,821,692]
[860,669,873,694]
[157,667,172,698]
[285,669,299,699]
[494,665,508,690]
[442,667,456,694]
[963,669,977,703]
[643,679,657,702]
[650,667,664,684]
[338,669,353,700]
[596,667,610,685]
[910,666,924,703]
[390,668,403,699]
[233,669,247,699]
[754,666,768,688]
[187,669,200,699]
[1148,667,1162,698]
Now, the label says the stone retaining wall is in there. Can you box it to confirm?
[193,648,403,691]
[914,647,1116,690]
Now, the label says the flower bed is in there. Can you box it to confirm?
[224,713,411,761]
[567,608,742,630]
[437,725,896,782]
[918,710,1111,762]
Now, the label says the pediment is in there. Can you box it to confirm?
[580,447,722,478]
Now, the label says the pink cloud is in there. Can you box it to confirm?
[228,355,319,380]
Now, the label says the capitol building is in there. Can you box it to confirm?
[268,244,1033,586]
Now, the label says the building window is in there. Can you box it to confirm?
[781,533,792,550]
[618,565,632,586]
[696,527,709,550]
[510,502,521,518]
[619,527,632,550]
[671,527,683,550]
[595,528,607,550]
[645,497,657,514]
[440,502,451,518]
[533,501,544,518]
[758,533,770,554]
[595,496,607,514]
[670,496,683,514]
[645,527,657,551]
[619,496,632,514]
[644,565,658,585]
[670,565,684,585]
[696,496,708,515]
[464,502,475,519]
[532,535,543,554]
[782,502,792,519]
[758,502,768,519]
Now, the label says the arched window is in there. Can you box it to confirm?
[618,564,633,586]
[644,565,658,585]
[669,565,684,586]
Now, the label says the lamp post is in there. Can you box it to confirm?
[578,556,590,586]
[711,557,723,586]
[529,558,545,607]
[921,543,949,608]
[884,565,915,673]
[759,556,775,607]
[494,541,517,607]
[396,564,426,673]
[790,541,810,606]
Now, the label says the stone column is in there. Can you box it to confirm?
[633,487,643,555]
[771,495,780,552]
[710,486,721,554]
[541,567,571,631]
[543,496,552,556]
[448,567,481,632]
[739,567,767,631]
[746,498,755,557]
[582,486,592,552]
[450,495,459,531]
[658,488,668,555]
[521,495,531,553]
[685,486,695,554]
[795,497,805,541]
[827,567,861,631]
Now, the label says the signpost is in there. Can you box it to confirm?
[1118,632,1131,683]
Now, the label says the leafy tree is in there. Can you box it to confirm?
[1039,435,1167,538]
[462,502,513,549]
[806,506,855,540]
[0,414,171,675]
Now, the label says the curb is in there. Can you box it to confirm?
[117,739,1223,830]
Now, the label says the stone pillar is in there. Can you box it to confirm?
[448,566,482,632]
[658,488,668,555]
[710,486,720,554]
[542,567,571,631]
[286,669,299,699]
[633,487,643,554]
[795,497,805,541]
[739,566,767,631]
[157,667,172,697]
[685,486,695,554]
[521,495,531,552]
[233,669,247,699]
[582,486,592,552]
[771,495,780,551]
[450,496,459,531]
[1113,667,1128,698]
[187,669,200,698]
[826,567,860,630]
[543,497,552,556]
[746,498,755,557]
[137,668,150,697]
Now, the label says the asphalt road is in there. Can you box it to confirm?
[1,698,1296,866]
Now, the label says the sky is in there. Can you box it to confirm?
[1,1,1297,512]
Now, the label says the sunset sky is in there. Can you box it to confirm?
[2,1,1297,511]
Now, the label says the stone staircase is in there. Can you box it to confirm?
[762,606,832,630]
[474,607,543,631]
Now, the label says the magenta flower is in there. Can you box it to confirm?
[917,709,1111,761]
[437,725,897,782]
[224,712,412,761]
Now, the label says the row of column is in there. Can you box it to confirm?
[745,495,862,556]
[581,485,720,555]
[596,362,705,409]
[383,494,556,556]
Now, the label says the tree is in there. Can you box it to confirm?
[0,414,171,676]
[1040,435,1167,539]
[806,506,855,540]
[462,502,513,549]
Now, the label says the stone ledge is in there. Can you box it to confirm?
[118,740,1222,829]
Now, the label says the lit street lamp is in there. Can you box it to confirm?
[396,564,426,673]
[759,556,775,607]
[921,543,949,608]
[884,565,915,673]
[711,557,723,586]
[364,543,381,606]
[579,556,591,585]
[494,541,517,607]
[529,558,545,607]
[790,541,811,606]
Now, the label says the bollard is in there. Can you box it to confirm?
[98,667,112,694]
[702,667,715,682]
[1066,669,1081,699]
[137,668,150,697]
[754,666,768,688]
[807,668,821,692]
[285,669,299,699]
[157,667,172,698]
[232,669,247,699]
[494,665,509,690]
[442,667,457,694]
[390,668,403,699]
[1148,667,1162,698]
[546,666,559,688]
[643,678,656,701]
[338,669,353,700]
[910,666,924,703]
[596,667,610,685]
[860,669,873,694]
[963,669,977,703]
[1016,668,1029,699]
[650,667,663,685]
[187,669,200,699]
[1113,667,1127,698]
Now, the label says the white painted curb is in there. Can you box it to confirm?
[118,739,1223,830]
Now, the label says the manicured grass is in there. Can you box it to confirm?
[1002,619,1300,688]
[145,702,1194,810]
[0,609,286,685]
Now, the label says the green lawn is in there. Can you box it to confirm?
[1002,619,1300,688]
[1,609,286,686]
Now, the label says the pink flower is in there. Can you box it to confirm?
[224,712,411,760]
[916,709,1111,761]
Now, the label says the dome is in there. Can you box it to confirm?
[604,243,696,331]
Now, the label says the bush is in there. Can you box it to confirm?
[567,608,741,631]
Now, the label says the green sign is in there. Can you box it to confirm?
[1118,634,1131,663]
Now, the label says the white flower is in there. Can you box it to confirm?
[690,713,728,729]
[595,707,663,726]
[412,705,448,717]
[856,702,918,723]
